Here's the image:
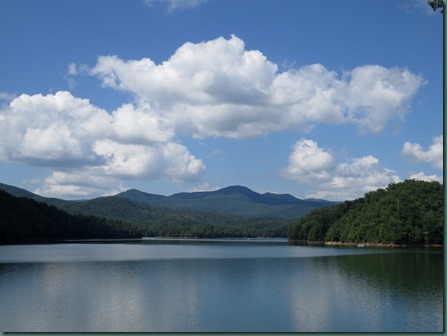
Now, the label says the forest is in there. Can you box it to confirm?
[1,179,443,244]
[0,190,142,243]
[288,180,443,245]
[140,216,290,238]
[0,189,291,243]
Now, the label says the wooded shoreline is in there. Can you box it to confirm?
[289,239,443,248]
[287,180,443,246]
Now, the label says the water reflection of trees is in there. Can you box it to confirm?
[332,251,443,292]
[287,251,443,332]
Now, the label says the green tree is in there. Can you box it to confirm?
[428,0,444,13]
[288,180,443,245]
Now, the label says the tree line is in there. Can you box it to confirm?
[55,195,292,238]
[0,190,142,243]
[0,189,291,243]
[142,217,290,238]
[3,179,441,244]
[288,180,443,245]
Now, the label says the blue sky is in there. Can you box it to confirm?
[0,0,443,201]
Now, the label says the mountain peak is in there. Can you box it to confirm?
[215,185,258,196]
[115,189,166,203]
[0,181,336,220]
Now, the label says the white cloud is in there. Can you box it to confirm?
[66,63,89,88]
[89,35,424,139]
[20,123,84,162]
[143,0,207,12]
[32,139,204,199]
[282,139,334,183]
[409,172,442,183]
[283,139,401,200]
[401,135,443,170]
[90,36,277,108]
[110,103,174,144]
[0,91,204,198]
[270,64,345,124]
[0,36,426,198]
[0,91,110,165]
[342,65,424,133]
[94,140,204,182]
[316,156,401,200]
[161,142,205,181]
[191,182,220,192]
[35,171,126,199]
[68,63,78,76]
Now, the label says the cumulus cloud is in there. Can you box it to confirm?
[317,156,401,200]
[94,140,204,181]
[283,139,334,183]
[283,139,401,200]
[90,36,277,109]
[342,65,423,133]
[35,171,126,199]
[402,135,443,170]
[1,36,426,198]
[111,103,174,144]
[0,91,110,166]
[409,172,442,183]
[0,91,204,198]
[88,35,424,139]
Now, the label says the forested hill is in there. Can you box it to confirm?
[0,182,335,220]
[0,183,295,239]
[115,185,337,219]
[288,180,443,245]
[0,190,142,243]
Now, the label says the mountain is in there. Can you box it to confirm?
[172,185,329,206]
[0,189,142,243]
[0,184,291,238]
[288,180,443,245]
[0,182,73,208]
[0,182,336,239]
[0,182,37,199]
[0,183,228,225]
[113,189,167,205]
[115,185,337,219]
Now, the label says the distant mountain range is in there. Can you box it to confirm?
[115,185,336,218]
[0,182,337,221]
[0,182,337,240]
[1,180,442,244]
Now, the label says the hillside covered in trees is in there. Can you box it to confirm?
[115,185,336,219]
[0,185,294,242]
[2,180,443,244]
[288,180,443,245]
[0,190,142,243]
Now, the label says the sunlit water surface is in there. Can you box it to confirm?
[0,238,443,332]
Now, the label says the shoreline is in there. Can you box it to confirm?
[325,241,401,247]
[1,237,443,248]
[289,240,443,248]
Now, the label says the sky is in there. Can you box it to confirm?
[0,0,443,201]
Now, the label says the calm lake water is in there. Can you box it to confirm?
[0,238,443,332]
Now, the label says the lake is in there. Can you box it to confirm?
[0,238,443,332]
